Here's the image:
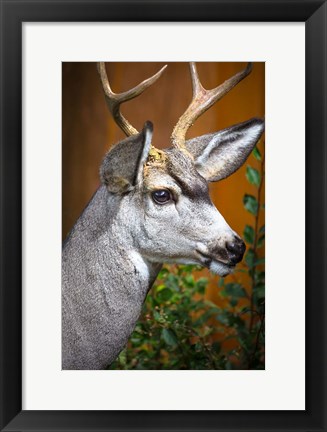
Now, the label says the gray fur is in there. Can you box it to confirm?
[62,186,161,369]
[62,120,264,370]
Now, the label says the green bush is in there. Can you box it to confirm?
[109,143,265,370]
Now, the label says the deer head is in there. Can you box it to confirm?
[97,62,264,277]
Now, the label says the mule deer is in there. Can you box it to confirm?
[62,62,264,370]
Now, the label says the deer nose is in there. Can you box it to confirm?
[226,237,246,264]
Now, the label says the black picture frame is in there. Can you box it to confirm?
[0,1,326,431]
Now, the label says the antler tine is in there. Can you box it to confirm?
[189,62,204,97]
[171,62,253,149]
[97,62,167,137]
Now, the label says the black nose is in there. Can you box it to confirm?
[225,237,246,264]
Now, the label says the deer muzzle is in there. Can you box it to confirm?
[195,234,246,276]
[225,236,246,265]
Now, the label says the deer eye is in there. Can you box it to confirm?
[151,189,172,204]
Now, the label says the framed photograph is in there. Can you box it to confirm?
[1,1,326,431]
[62,60,266,372]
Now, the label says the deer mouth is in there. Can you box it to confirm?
[195,249,235,276]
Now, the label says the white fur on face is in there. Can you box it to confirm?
[209,260,234,277]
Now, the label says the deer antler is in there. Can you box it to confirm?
[97,62,167,137]
[171,62,253,149]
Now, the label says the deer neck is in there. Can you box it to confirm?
[62,185,161,370]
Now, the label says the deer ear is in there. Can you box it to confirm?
[100,122,153,193]
[185,118,264,182]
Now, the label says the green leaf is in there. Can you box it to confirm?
[165,274,180,291]
[212,341,221,354]
[255,257,265,266]
[157,287,173,301]
[224,283,247,298]
[179,264,198,274]
[259,225,265,234]
[254,283,265,299]
[218,277,225,288]
[243,225,255,244]
[255,270,265,283]
[153,310,165,324]
[257,234,265,248]
[183,274,195,287]
[216,312,230,326]
[161,328,178,347]
[246,166,261,187]
[230,298,238,307]
[194,309,218,326]
[243,194,258,215]
[245,249,256,268]
[252,146,262,161]
[196,277,208,287]
[195,277,208,294]
[158,267,169,278]
[118,350,127,366]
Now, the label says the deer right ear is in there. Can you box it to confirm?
[100,122,153,193]
[185,118,264,182]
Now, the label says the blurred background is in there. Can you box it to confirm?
[62,62,265,369]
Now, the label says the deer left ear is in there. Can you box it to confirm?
[185,118,264,182]
[100,121,153,193]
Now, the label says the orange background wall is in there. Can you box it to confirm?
[62,62,265,302]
